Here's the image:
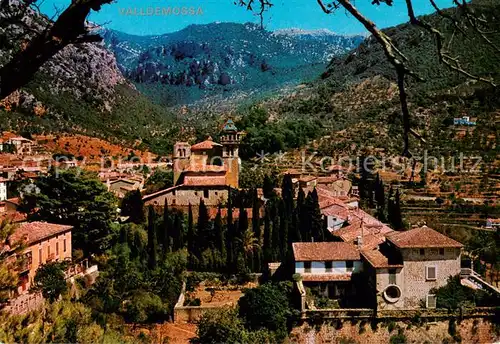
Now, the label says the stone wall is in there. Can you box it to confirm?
[2,292,44,315]
[144,187,229,207]
[400,247,461,308]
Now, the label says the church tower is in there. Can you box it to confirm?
[173,141,191,186]
[220,119,243,188]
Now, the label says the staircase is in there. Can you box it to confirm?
[461,268,500,294]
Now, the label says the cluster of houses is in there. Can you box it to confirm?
[0,120,495,315]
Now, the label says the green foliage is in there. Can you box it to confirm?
[0,300,133,344]
[389,328,407,344]
[144,169,174,194]
[33,261,68,302]
[23,168,118,254]
[191,308,248,344]
[121,189,145,224]
[238,282,296,340]
[0,220,18,303]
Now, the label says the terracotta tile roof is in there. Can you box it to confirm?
[386,226,463,248]
[488,218,500,223]
[298,176,317,183]
[9,222,72,246]
[5,198,20,206]
[184,175,227,186]
[301,273,353,282]
[0,211,27,224]
[142,185,181,201]
[317,176,342,184]
[292,242,360,262]
[361,249,404,269]
[190,138,222,151]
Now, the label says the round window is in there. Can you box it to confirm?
[383,285,401,303]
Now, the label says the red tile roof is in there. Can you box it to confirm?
[190,138,222,151]
[301,273,353,282]
[292,242,360,262]
[9,222,72,246]
[0,211,27,224]
[361,249,404,269]
[386,226,463,249]
[5,198,20,206]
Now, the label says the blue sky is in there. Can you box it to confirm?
[40,0,456,36]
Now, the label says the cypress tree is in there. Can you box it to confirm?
[263,207,272,265]
[393,189,404,230]
[374,174,386,222]
[278,199,288,260]
[296,187,306,242]
[172,212,183,251]
[121,189,145,224]
[271,210,281,261]
[251,188,261,242]
[147,205,158,269]
[187,204,197,267]
[214,205,225,253]
[263,175,275,199]
[162,201,171,255]
[226,192,234,273]
[197,199,211,251]
[306,189,324,242]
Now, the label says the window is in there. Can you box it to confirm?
[426,266,437,281]
[172,190,176,196]
[325,261,332,273]
[419,248,425,256]
[346,261,354,272]
[215,191,218,196]
[63,239,67,253]
[39,248,42,264]
[389,268,397,285]
[304,262,312,273]
[426,294,437,308]
[430,248,438,255]
[47,245,50,257]
[204,189,209,198]
[172,199,176,205]
[439,248,445,256]
[56,242,59,256]
[194,191,198,196]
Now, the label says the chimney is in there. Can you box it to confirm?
[356,235,363,249]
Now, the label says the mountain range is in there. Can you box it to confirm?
[101,23,364,105]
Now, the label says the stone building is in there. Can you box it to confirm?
[7,222,73,294]
[362,226,463,310]
[173,119,243,189]
[145,119,243,208]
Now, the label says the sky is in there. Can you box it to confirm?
[40,0,456,36]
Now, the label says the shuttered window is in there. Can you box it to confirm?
[426,266,437,280]
[426,294,437,308]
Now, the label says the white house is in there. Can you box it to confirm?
[292,242,362,299]
[0,178,8,201]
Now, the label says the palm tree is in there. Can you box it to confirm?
[238,229,260,255]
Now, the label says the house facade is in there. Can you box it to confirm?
[8,222,73,294]
[362,226,463,310]
[292,242,363,299]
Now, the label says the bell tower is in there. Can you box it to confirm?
[173,142,191,186]
[220,119,243,188]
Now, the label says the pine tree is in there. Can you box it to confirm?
[147,205,158,269]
